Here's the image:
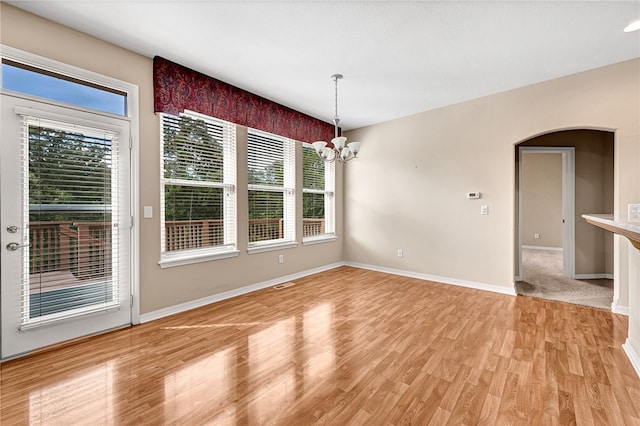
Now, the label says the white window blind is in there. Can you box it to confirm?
[302,145,335,239]
[247,129,295,247]
[160,112,236,262]
[22,115,123,327]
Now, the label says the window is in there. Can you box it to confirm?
[159,111,237,267]
[22,114,125,325]
[247,129,296,252]
[2,59,127,116]
[302,145,336,243]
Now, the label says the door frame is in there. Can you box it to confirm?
[0,45,140,358]
[517,146,575,280]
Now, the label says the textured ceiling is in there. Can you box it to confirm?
[6,1,640,130]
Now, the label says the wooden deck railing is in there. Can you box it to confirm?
[165,218,326,249]
[28,218,327,275]
[29,221,111,280]
[303,218,325,237]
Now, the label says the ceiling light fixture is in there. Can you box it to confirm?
[624,18,640,32]
[312,74,361,163]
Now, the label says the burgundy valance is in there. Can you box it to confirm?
[153,56,335,143]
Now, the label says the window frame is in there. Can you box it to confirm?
[1,46,131,118]
[302,144,337,245]
[247,128,297,254]
[158,110,238,268]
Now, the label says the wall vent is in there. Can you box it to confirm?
[273,282,295,290]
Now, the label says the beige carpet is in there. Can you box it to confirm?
[515,248,613,310]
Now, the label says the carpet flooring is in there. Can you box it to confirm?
[515,248,613,310]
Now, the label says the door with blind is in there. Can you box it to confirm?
[1,94,132,359]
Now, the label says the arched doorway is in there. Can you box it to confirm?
[515,129,614,309]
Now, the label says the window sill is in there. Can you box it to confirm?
[159,249,240,268]
[302,234,338,245]
[247,240,298,254]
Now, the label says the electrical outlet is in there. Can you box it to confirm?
[480,205,488,215]
[397,249,403,258]
[534,233,540,239]
[278,254,284,264]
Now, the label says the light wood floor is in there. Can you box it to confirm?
[1,266,638,425]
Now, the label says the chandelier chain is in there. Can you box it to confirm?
[334,75,339,122]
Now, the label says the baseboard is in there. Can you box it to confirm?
[345,262,517,296]
[612,301,630,316]
[575,273,614,280]
[522,245,563,251]
[140,261,346,323]
[622,339,640,378]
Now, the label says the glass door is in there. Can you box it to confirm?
[1,94,132,359]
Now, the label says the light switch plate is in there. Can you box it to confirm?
[629,204,640,222]
[143,206,153,219]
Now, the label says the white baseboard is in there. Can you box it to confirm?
[575,273,614,280]
[612,301,630,316]
[522,245,563,251]
[623,339,640,378]
[345,262,517,296]
[140,262,345,323]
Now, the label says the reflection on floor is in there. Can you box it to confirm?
[516,248,613,310]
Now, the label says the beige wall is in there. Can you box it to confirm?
[519,130,615,275]
[344,59,639,302]
[521,153,563,248]
[0,4,344,315]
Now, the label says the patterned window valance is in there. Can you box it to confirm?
[153,56,334,143]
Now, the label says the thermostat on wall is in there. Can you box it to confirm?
[467,192,481,199]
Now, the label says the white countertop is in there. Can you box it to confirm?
[582,214,640,250]
[582,214,640,233]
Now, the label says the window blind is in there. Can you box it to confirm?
[302,145,335,238]
[160,112,236,256]
[247,130,295,245]
[22,115,122,327]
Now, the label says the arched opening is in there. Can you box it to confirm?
[514,129,614,309]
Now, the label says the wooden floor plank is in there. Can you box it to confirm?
[1,266,638,425]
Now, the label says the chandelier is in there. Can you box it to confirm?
[312,74,361,163]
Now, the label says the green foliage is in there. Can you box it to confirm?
[163,115,223,182]
[302,147,325,190]
[247,190,283,220]
[302,147,325,219]
[303,193,324,219]
[164,185,223,221]
[163,115,225,221]
[29,125,111,222]
[247,135,286,220]
[248,160,284,186]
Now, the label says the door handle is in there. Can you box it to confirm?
[6,242,30,251]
